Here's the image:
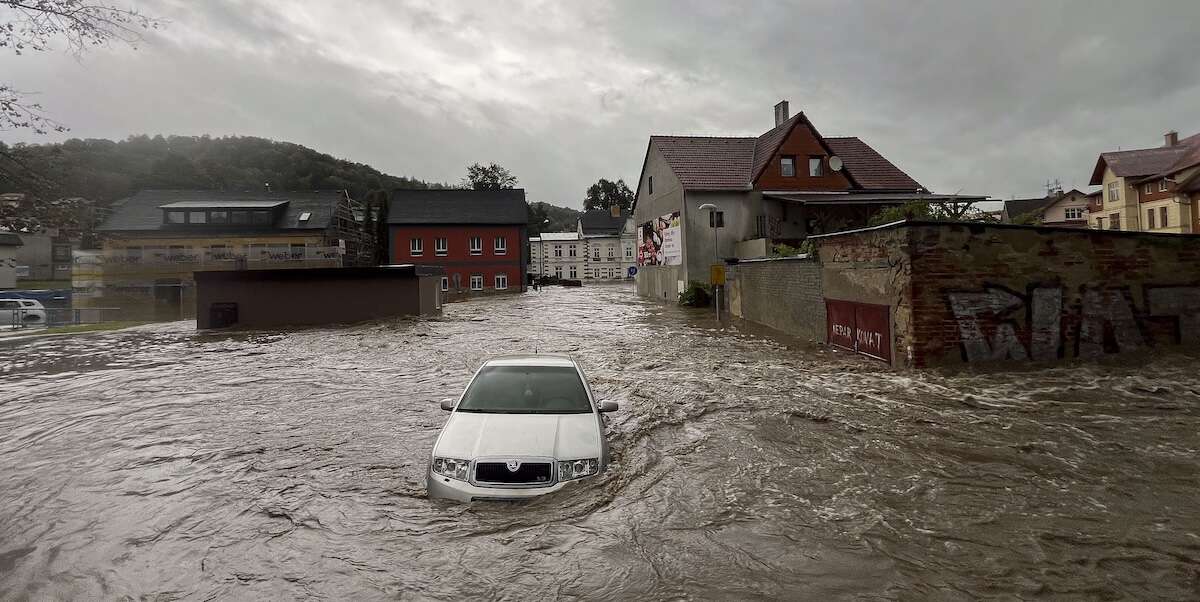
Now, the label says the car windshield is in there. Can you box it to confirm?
[457,365,592,414]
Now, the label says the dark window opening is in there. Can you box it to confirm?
[780,156,796,177]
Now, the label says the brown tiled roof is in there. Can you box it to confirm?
[1090,131,1200,184]
[825,137,923,191]
[751,113,804,183]
[651,136,756,190]
[651,115,922,192]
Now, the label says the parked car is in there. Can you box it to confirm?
[427,354,619,502]
[0,298,47,326]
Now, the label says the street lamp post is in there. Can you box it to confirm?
[698,203,720,317]
[539,218,550,288]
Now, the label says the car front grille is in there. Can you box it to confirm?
[475,461,553,485]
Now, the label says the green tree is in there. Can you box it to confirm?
[463,163,518,190]
[582,178,634,214]
[868,199,986,226]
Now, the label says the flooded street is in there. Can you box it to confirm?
[1,284,1198,599]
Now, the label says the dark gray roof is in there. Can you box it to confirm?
[1002,196,1057,220]
[159,200,288,209]
[388,189,527,225]
[0,232,23,246]
[99,190,345,233]
[580,209,628,235]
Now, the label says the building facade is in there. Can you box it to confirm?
[388,189,528,297]
[632,100,985,301]
[0,232,21,289]
[80,189,369,319]
[579,207,636,280]
[1000,189,1091,227]
[529,232,585,280]
[1088,130,1200,233]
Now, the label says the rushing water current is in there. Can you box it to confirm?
[1,284,1198,600]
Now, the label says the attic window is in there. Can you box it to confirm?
[809,157,823,177]
[299,212,312,222]
[780,156,796,177]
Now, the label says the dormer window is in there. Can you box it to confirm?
[188,211,207,224]
[1160,180,1169,192]
[780,156,796,177]
[166,211,186,224]
[299,212,312,222]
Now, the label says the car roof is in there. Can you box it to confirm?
[483,354,577,368]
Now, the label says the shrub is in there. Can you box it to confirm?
[678,281,711,307]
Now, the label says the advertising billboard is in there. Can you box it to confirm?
[638,211,681,266]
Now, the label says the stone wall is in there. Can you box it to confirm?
[726,256,825,341]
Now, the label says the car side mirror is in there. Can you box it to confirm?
[598,401,619,413]
[439,399,455,411]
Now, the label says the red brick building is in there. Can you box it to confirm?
[387,189,528,296]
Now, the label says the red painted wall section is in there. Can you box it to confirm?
[755,121,853,192]
[389,225,526,292]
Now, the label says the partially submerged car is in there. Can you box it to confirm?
[0,298,46,326]
[427,354,618,502]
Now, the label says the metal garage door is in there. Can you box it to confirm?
[825,299,892,363]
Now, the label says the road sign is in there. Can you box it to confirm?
[628,266,638,277]
[710,264,725,286]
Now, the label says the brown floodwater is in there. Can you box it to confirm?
[1,284,1198,599]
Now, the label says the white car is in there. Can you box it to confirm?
[427,354,618,502]
[0,298,47,326]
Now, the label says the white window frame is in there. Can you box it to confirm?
[607,246,615,257]
[780,156,795,177]
[568,245,577,257]
[1147,208,1156,229]
[1160,180,1170,192]
[625,246,633,258]
[469,274,483,291]
[440,276,448,291]
[494,237,507,255]
[553,245,563,257]
[1064,207,1084,220]
[469,237,483,255]
[568,265,577,278]
[1108,182,1120,202]
[1145,184,1153,195]
[809,157,823,177]
[435,237,448,256]
[494,273,508,290]
[410,238,423,256]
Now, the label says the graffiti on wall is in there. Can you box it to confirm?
[947,284,1200,362]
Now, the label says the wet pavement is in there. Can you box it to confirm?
[1,284,1199,600]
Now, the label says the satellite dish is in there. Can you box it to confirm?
[828,156,843,172]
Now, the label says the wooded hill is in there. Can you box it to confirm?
[0,134,445,204]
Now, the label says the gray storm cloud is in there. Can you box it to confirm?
[2,0,1199,206]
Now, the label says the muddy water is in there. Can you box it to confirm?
[1,284,1198,600]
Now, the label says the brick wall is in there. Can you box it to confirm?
[820,221,1200,367]
[726,256,825,340]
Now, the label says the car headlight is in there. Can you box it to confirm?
[557,458,599,481]
[432,457,471,481]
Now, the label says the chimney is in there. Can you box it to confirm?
[774,100,789,127]
[609,205,621,218]
[1166,130,1179,147]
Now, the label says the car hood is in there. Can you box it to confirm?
[433,412,601,460]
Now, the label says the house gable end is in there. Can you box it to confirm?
[752,115,853,192]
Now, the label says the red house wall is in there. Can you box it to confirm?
[389,225,526,293]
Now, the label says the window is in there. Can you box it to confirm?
[456,365,592,414]
[210,210,229,224]
[648,176,654,195]
[554,266,562,278]
[469,237,483,255]
[410,238,423,256]
[252,211,272,225]
[495,273,508,290]
[440,276,448,292]
[1160,180,1170,192]
[593,247,600,259]
[1161,206,1169,227]
[231,211,249,225]
[608,246,615,258]
[470,274,483,290]
[553,245,562,257]
[625,246,633,258]
[568,245,577,257]
[452,273,462,290]
[435,237,448,256]
[298,211,312,222]
[809,157,823,177]
[1145,184,1153,195]
[189,211,207,224]
[1109,212,1120,230]
[709,211,724,228]
[1064,207,1085,220]
[52,244,71,261]
[494,237,507,255]
[780,156,796,177]
[568,265,577,278]
[1108,182,1120,202]
[592,268,600,278]
[166,211,186,224]
[1147,208,1156,229]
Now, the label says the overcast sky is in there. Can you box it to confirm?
[3,0,1199,208]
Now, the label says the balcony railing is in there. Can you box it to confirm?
[73,247,345,276]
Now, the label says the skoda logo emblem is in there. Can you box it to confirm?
[505,460,521,472]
